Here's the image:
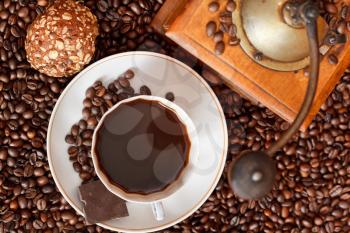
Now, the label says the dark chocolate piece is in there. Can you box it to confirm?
[79,180,128,224]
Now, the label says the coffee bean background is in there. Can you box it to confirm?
[0,0,349,232]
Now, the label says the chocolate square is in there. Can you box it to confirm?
[79,180,129,224]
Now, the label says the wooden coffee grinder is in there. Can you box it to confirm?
[152,0,350,200]
[152,0,350,130]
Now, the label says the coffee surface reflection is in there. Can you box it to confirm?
[94,99,191,195]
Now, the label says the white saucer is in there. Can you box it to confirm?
[47,52,228,232]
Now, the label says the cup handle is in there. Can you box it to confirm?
[151,201,165,221]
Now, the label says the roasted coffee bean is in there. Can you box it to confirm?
[36,199,46,211]
[226,0,236,12]
[101,21,111,33]
[32,137,43,148]
[37,0,48,6]
[213,31,224,43]
[341,5,348,19]
[50,83,60,93]
[228,24,237,37]
[219,22,229,33]
[122,86,135,95]
[8,14,17,25]
[206,21,217,37]
[79,171,91,181]
[123,69,135,79]
[118,78,130,88]
[41,185,54,194]
[37,176,49,186]
[17,196,27,209]
[8,58,17,70]
[71,124,80,137]
[14,102,26,113]
[202,68,223,85]
[18,7,29,18]
[33,167,45,177]
[0,73,9,83]
[10,25,21,37]
[61,210,75,221]
[337,20,346,34]
[97,0,108,12]
[229,36,240,46]
[78,119,87,130]
[254,51,263,61]
[328,54,338,65]
[215,41,225,55]
[8,148,19,158]
[23,110,34,119]
[219,14,232,24]
[9,200,18,210]
[1,211,14,223]
[82,107,91,119]
[325,3,338,14]
[0,10,10,20]
[139,0,151,10]
[122,15,133,23]
[0,149,8,160]
[87,116,98,127]
[65,135,75,144]
[208,1,220,13]
[140,85,151,95]
[0,49,7,62]
[0,21,6,33]
[165,92,175,102]
[120,23,131,34]
[33,219,44,229]
[129,2,142,15]
[329,185,342,197]
[23,162,36,178]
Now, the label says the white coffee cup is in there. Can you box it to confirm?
[91,95,199,221]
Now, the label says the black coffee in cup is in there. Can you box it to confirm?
[94,99,191,195]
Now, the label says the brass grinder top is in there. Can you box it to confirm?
[233,0,328,71]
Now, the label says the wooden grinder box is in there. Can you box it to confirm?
[152,0,350,130]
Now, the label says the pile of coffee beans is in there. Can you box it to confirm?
[65,69,176,185]
[206,0,348,62]
[319,1,350,65]
[85,0,165,59]
[206,0,238,55]
[0,0,177,232]
[0,0,349,232]
[166,72,350,232]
